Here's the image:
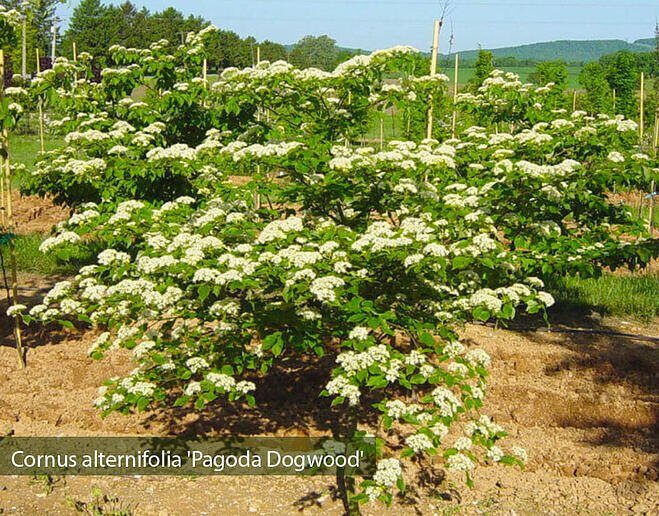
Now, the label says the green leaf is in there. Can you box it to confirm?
[500,303,515,319]
[419,332,435,347]
[472,306,491,322]
[452,256,472,269]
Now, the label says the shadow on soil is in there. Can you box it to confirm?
[1,274,73,359]
[504,306,658,477]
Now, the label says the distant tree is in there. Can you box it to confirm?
[207,29,251,69]
[468,49,494,91]
[258,40,287,63]
[62,0,113,62]
[602,51,639,117]
[145,7,206,52]
[289,35,338,71]
[529,60,568,90]
[109,2,150,49]
[578,62,613,114]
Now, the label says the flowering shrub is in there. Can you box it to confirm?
[27,193,542,503]
[456,70,566,128]
[12,28,659,506]
[22,41,448,207]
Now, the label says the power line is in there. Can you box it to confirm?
[215,16,654,26]
[247,0,658,7]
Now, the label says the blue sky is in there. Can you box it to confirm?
[56,0,658,52]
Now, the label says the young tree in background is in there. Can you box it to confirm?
[602,51,639,118]
[579,62,613,114]
[468,49,494,91]
[529,60,568,89]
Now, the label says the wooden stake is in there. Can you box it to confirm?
[71,41,79,88]
[36,49,45,153]
[572,90,577,112]
[0,49,5,228]
[254,47,262,210]
[426,19,441,140]
[639,72,644,144]
[451,53,459,137]
[202,58,207,84]
[612,89,616,114]
[648,180,655,231]
[379,114,384,150]
[649,112,658,231]
[0,49,26,368]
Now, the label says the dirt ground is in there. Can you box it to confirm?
[0,300,657,514]
[8,191,69,235]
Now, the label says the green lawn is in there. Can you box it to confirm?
[8,132,64,187]
[10,234,76,275]
[547,272,659,320]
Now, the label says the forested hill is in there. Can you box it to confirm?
[450,38,655,63]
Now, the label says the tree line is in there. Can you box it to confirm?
[466,29,658,121]
[2,0,363,75]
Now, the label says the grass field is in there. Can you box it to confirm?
[442,66,584,89]
[9,132,65,187]
[547,272,659,320]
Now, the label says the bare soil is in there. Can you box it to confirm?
[0,279,657,515]
[9,192,69,235]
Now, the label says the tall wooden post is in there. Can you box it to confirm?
[612,88,616,113]
[649,111,658,231]
[426,19,441,140]
[254,47,262,210]
[21,14,27,78]
[379,115,384,150]
[654,110,659,156]
[36,49,45,153]
[639,72,644,143]
[72,41,77,62]
[451,53,459,137]
[572,90,577,112]
[0,49,26,368]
